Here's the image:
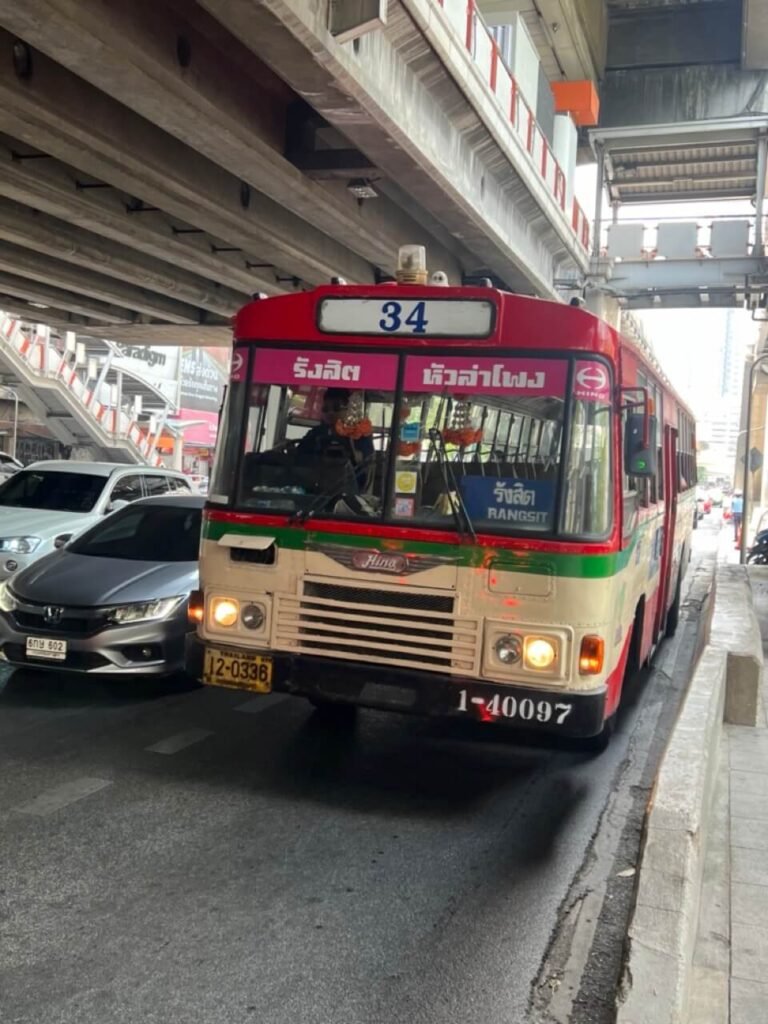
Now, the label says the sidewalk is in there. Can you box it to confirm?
[689,547,768,1023]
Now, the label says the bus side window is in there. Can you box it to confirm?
[622,407,640,534]
[655,387,664,501]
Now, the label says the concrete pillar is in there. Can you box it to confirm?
[90,351,113,410]
[584,289,621,330]
[40,324,50,375]
[115,370,123,437]
[172,435,184,471]
[754,132,767,256]
[592,143,605,263]
[553,113,577,215]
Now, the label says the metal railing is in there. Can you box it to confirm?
[0,315,164,464]
[434,0,590,252]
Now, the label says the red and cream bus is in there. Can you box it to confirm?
[187,248,696,748]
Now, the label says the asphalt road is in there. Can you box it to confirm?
[0,521,719,1024]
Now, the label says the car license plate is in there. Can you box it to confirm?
[26,636,67,661]
[203,648,273,692]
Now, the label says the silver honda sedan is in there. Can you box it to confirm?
[0,494,203,676]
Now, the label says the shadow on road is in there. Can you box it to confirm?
[0,665,199,708]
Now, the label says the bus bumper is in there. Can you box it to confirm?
[188,636,608,738]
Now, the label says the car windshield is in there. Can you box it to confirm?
[69,504,202,561]
[210,348,613,538]
[0,470,106,513]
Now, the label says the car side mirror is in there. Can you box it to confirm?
[107,499,129,513]
[624,413,658,477]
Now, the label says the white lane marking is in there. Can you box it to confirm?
[17,777,112,816]
[235,693,290,714]
[145,728,213,755]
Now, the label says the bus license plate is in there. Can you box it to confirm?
[203,648,273,692]
[26,636,67,661]
[457,689,573,726]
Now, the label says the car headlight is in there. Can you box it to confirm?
[211,597,239,628]
[524,636,558,671]
[495,634,522,664]
[0,536,40,554]
[0,580,16,612]
[106,596,184,625]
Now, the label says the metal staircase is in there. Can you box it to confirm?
[0,314,166,464]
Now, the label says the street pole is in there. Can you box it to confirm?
[740,353,768,563]
[0,386,20,460]
[10,388,17,460]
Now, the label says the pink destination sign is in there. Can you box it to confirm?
[251,348,398,389]
[403,356,568,396]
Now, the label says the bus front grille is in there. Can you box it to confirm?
[274,579,480,675]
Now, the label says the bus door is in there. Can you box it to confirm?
[655,425,679,637]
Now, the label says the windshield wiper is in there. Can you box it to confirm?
[427,428,477,543]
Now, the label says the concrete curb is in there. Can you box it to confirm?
[616,561,763,1024]
[710,565,762,726]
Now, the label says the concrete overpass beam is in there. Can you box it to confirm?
[0,274,137,323]
[600,66,768,129]
[0,241,213,325]
[200,0,586,295]
[0,197,249,317]
[479,0,606,80]
[607,1,741,70]
[745,0,768,69]
[0,140,279,297]
[0,3,463,281]
[0,27,374,287]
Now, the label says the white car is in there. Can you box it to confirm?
[0,453,23,482]
[186,474,209,495]
[0,461,192,580]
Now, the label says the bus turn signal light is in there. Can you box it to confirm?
[579,636,604,675]
[188,590,204,625]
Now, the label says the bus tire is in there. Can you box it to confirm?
[580,712,616,754]
[665,572,682,638]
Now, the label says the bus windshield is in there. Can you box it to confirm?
[210,348,613,538]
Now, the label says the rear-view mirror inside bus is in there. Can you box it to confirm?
[624,413,658,477]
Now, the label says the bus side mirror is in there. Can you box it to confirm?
[624,413,658,477]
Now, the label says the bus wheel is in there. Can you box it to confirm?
[579,712,616,754]
[665,573,682,638]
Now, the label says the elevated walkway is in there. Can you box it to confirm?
[592,214,768,310]
[0,314,168,464]
[586,117,768,310]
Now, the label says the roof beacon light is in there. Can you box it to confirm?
[396,245,428,285]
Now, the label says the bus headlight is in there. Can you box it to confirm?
[212,597,239,628]
[241,603,266,630]
[524,637,557,671]
[495,634,522,664]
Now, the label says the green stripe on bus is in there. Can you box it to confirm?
[202,518,650,579]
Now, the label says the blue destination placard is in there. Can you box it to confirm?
[459,477,555,528]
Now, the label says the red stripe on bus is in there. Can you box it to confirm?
[205,508,619,556]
